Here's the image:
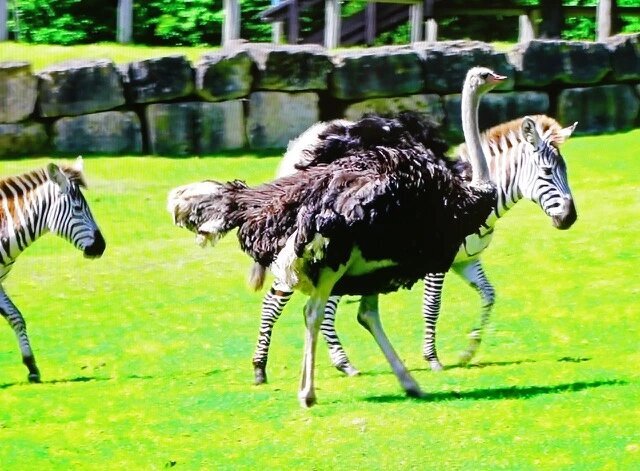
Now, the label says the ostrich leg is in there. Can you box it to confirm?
[299,296,327,408]
[357,295,423,398]
[453,260,495,365]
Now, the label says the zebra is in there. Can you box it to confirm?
[0,157,106,383]
[251,114,577,383]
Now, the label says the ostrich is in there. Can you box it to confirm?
[168,67,504,407]
[250,113,578,383]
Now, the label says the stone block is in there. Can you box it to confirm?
[330,47,424,100]
[344,94,445,124]
[195,49,254,102]
[37,59,125,117]
[124,55,194,103]
[146,103,199,155]
[605,33,640,81]
[509,40,611,87]
[199,101,246,153]
[52,111,142,155]
[247,44,333,91]
[414,40,515,93]
[444,91,550,142]
[0,121,48,157]
[246,92,319,149]
[146,101,247,155]
[0,62,38,123]
[557,85,639,135]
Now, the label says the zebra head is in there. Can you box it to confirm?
[519,117,578,230]
[46,157,106,258]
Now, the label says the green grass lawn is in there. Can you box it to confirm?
[0,42,216,71]
[0,130,639,469]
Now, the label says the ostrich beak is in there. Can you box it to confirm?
[487,73,507,85]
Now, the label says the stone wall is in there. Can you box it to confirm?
[1,35,639,157]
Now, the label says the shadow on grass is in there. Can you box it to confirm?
[364,379,627,404]
[0,375,110,390]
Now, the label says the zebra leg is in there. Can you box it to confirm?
[357,295,423,398]
[320,296,360,377]
[252,286,293,385]
[454,260,496,365]
[421,273,446,372]
[0,290,41,383]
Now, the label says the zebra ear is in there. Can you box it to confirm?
[522,117,541,147]
[46,163,70,193]
[553,122,578,145]
[73,155,84,173]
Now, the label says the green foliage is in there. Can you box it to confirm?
[4,0,640,46]
[0,130,638,468]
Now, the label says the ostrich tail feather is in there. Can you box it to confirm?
[167,180,246,247]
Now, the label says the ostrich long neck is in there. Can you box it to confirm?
[461,85,490,184]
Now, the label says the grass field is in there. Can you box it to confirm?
[0,129,639,470]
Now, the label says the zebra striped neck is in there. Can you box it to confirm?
[0,168,57,265]
[485,140,526,221]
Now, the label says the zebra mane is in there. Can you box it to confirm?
[58,165,88,188]
[483,115,565,149]
[0,165,87,200]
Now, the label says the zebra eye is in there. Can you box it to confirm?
[541,167,553,176]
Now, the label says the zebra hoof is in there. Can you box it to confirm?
[253,367,267,385]
[428,360,444,372]
[405,387,425,399]
[336,363,360,377]
[28,373,41,383]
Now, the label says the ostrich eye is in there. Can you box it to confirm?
[480,72,490,79]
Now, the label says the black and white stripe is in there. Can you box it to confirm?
[0,158,105,383]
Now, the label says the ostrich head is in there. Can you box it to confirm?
[464,66,507,94]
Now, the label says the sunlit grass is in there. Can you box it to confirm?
[0,41,216,71]
[0,130,638,469]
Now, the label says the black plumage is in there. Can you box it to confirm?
[169,113,495,296]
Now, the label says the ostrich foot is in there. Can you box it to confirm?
[459,338,482,366]
[335,362,360,377]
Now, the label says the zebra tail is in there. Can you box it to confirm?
[167,180,248,248]
[248,262,268,291]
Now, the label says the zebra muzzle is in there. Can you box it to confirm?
[552,197,577,230]
[83,230,106,258]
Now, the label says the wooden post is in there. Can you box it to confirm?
[0,0,7,41]
[409,2,424,43]
[596,0,612,41]
[223,0,241,45]
[117,0,133,43]
[518,14,535,43]
[365,2,376,46]
[425,18,437,42]
[272,21,284,44]
[325,0,341,49]
[288,0,299,44]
